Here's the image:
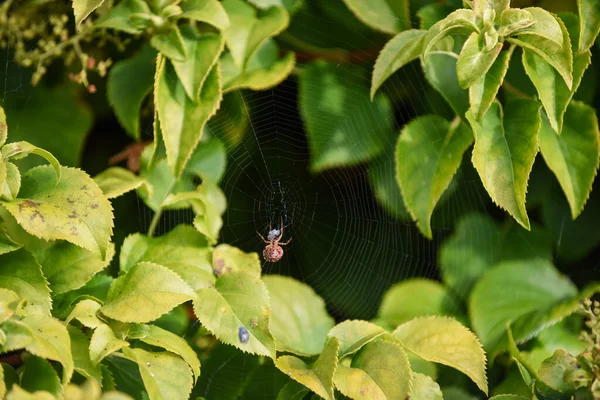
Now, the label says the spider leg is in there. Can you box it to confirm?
[280,237,292,246]
[256,231,270,244]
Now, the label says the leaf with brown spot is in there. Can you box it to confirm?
[0,166,114,257]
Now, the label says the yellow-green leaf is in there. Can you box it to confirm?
[578,0,600,51]
[264,275,334,356]
[0,166,114,257]
[94,167,148,199]
[327,320,386,359]
[73,0,105,27]
[212,244,261,278]
[1,141,61,182]
[65,299,103,328]
[393,316,488,395]
[466,100,541,230]
[457,32,503,89]
[275,336,339,400]
[101,262,196,323]
[411,372,443,400]
[90,324,130,364]
[68,326,102,383]
[180,0,230,30]
[341,0,410,34]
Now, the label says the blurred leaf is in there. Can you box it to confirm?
[1,141,61,183]
[248,0,300,12]
[466,100,541,230]
[341,0,409,34]
[100,262,196,323]
[508,11,573,89]
[0,223,20,256]
[206,92,249,149]
[327,320,386,359]
[377,279,463,328]
[0,166,114,257]
[127,324,200,381]
[300,61,393,172]
[0,249,50,315]
[275,337,339,400]
[473,0,509,14]
[538,101,599,219]
[180,0,230,30]
[172,30,224,101]
[2,84,93,168]
[221,40,295,92]
[137,156,196,212]
[94,167,148,199]
[396,116,472,238]
[221,0,289,67]
[185,136,227,183]
[370,29,426,99]
[264,275,334,356]
[367,148,411,221]
[90,324,130,364]
[393,316,488,395]
[52,274,113,320]
[423,52,469,117]
[488,396,530,400]
[276,381,309,400]
[457,33,502,89]
[538,349,592,394]
[68,326,102,383]
[523,14,590,133]
[95,0,151,33]
[0,105,6,147]
[417,3,453,30]
[155,56,222,178]
[107,45,156,140]
[20,356,61,397]
[21,315,74,384]
[469,46,514,121]
[120,226,213,291]
[193,271,276,358]
[122,348,193,400]
[411,372,443,400]
[104,356,146,399]
[578,0,600,51]
[469,259,578,352]
[334,340,412,400]
[150,27,187,61]
[1,161,20,201]
[423,9,478,55]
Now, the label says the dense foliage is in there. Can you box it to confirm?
[1,0,600,399]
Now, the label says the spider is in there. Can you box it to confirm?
[257,218,292,262]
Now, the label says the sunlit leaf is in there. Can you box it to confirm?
[101,262,196,323]
[264,275,334,356]
[65,299,103,328]
[68,326,102,383]
[275,337,339,400]
[90,324,130,365]
[457,32,503,89]
[94,167,148,199]
[95,0,151,33]
[180,0,230,30]
[393,316,488,395]
[1,141,61,182]
[578,0,600,51]
[411,372,443,400]
[20,356,61,397]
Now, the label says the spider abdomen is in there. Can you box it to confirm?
[263,244,284,262]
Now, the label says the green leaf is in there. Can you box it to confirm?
[473,0,509,15]
[221,40,295,93]
[127,324,200,382]
[0,249,51,315]
[0,219,21,257]
[276,381,310,400]
[370,29,426,99]
[6,386,56,400]
[522,14,590,133]
[248,0,299,12]
[578,0,600,51]
[538,349,590,394]
[180,0,230,30]
[0,166,114,257]
[68,326,103,383]
[0,106,7,147]
[508,12,573,89]
[100,262,196,323]
[263,275,334,356]
[90,324,130,365]
[1,320,33,352]
[396,116,473,238]
[1,142,61,183]
[172,30,224,101]
[466,100,541,229]
[95,0,151,33]
[94,167,148,199]
[212,244,260,278]
[367,149,411,221]
[327,320,387,359]
[300,61,393,172]
[340,0,409,34]
[422,52,469,117]
[2,83,93,169]
[0,288,20,323]
[185,136,227,183]
[119,229,213,291]
[65,299,103,328]
[417,3,454,30]
[1,162,20,201]
[73,0,104,27]
[275,337,339,400]
[469,259,578,352]
[137,156,196,212]
[393,316,488,395]
[423,9,479,55]
[377,278,463,328]
[150,27,187,61]
[438,213,500,300]
[21,314,74,384]
[206,91,249,149]
[20,356,61,397]
[122,348,193,400]
[193,271,275,358]
[498,9,535,37]
[156,56,222,178]
[538,101,600,219]
[469,46,514,120]
[161,191,222,243]
[411,372,443,400]
[457,32,503,89]
[334,339,412,400]
[107,45,156,140]
[221,0,289,67]
[488,396,530,400]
